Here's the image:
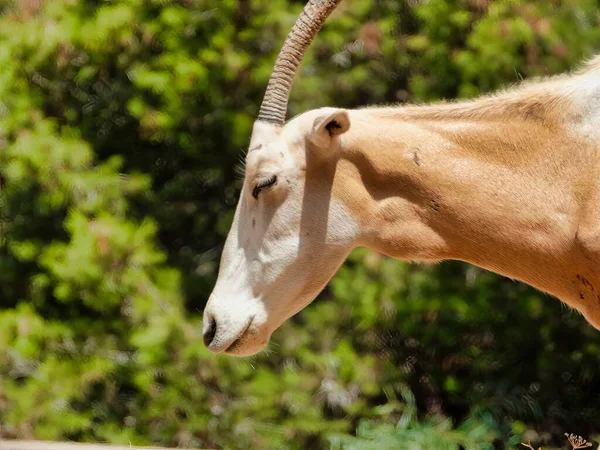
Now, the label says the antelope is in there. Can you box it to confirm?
[202,0,600,356]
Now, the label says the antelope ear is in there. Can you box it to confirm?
[310,108,350,148]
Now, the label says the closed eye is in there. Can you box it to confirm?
[252,175,277,199]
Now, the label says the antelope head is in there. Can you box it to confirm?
[202,0,354,356]
[202,0,600,354]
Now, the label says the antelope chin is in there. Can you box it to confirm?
[223,327,271,357]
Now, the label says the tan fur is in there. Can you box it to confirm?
[330,57,600,328]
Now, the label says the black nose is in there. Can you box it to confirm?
[203,317,217,347]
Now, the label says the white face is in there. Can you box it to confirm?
[202,109,356,356]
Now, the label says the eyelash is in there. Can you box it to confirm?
[252,175,277,199]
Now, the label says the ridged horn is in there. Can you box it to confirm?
[257,0,342,125]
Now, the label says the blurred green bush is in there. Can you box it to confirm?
[1,0,599,449]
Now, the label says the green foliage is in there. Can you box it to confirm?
[330,386,500,450]
[1,0,600,449]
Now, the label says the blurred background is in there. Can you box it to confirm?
[1,0,600,449]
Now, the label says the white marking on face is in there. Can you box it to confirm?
[326,196,359,245]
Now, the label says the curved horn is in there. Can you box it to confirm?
[257,0,342,125]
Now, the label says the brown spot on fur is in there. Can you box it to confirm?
[576,274,594,291]
[413,151,421,166]
[252,218,256,228]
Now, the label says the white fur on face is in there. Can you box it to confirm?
[203,115,358,356]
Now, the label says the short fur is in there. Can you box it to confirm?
[204,56,600,357]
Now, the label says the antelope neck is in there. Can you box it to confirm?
[335,106,599,312]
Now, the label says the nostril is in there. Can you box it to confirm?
[203,317,217,347]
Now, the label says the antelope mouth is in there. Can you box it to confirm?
[223,315,255,354]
